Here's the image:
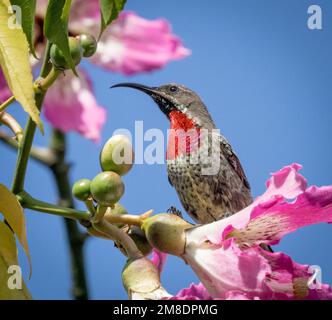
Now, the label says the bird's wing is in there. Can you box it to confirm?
[220,139,251,190]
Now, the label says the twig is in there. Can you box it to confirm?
[49,129,90,300]
[0,96,15,113]
[93,219,143,260]
[0,112,23,143]
[0,130,55,166]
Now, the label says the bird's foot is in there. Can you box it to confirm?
[167,206,183,218]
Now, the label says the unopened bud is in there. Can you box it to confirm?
[122,258,160,295]
[141,214,192,256]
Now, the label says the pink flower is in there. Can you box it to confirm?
[43,69,106,142]
[48,1,191,75]
[89,11,191,75]
[151,249,167,274]
[170,283,212,300]
[0,69,11,103]
[31,2,190,140]
[171,164,332,300]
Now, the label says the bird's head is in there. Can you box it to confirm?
[111,83,215,130]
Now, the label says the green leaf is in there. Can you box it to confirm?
[43,0,77,74]
[0,184,31,278]
[10,0,37,57]
[0,0,43,132]
[0,221,32,300]
[99,0,126,37]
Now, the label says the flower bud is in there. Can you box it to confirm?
[78,34,97,57]
[141,214,192,256]
[90,171,124,206]
[50,37,83,69]
[122,258,160,296]
[72,178,91,201]
[100,135,134,176]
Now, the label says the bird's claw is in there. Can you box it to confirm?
[167,206,183,218]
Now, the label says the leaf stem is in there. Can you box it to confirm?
[17,191,91,221]
[0,96,15,113]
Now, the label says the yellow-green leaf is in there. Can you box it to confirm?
[0,184,31,277]
[10,0,37,57]
[0,221,32,300]
[0,0,43,132]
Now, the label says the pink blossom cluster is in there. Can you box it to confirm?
[0,0,190,141]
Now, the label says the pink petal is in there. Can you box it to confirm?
[187,164,307,245]
[183,164,332,300]
[36,0,100,35]
[184,239,272,299]
[43,68,106,142]
[0,68,12,103]
[225,291,259,300]
[262,249,332,300]
[173,283,212,300]
[90,11,191,75]
[226,185,332,248]
[68,0,100,35]
[150,249,167,274]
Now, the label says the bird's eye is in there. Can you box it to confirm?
[169,86,178,93]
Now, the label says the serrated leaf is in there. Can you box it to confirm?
[10,0,37,57]
[99,0,126,38]
[44,0,77,75]
[0,184,31,278]
[0,221,32,300]
[0,0,43,132]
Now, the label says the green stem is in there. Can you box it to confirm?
[0,96,15,113]
[17,191,91,220]
[93,205,108,223]
[11,42,58,194]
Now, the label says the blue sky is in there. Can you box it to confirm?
[1,0,332,299]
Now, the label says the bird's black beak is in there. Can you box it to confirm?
[111,83,158,96]
[111,82,175,118]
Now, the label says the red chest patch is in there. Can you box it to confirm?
[167,111,201,160]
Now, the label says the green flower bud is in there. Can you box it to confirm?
[141,214,192,256]
[72,178,91,201]
[50,37,83,69]
[78,34,97,57]
[100,135,134,176]
[90,171,124,206]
